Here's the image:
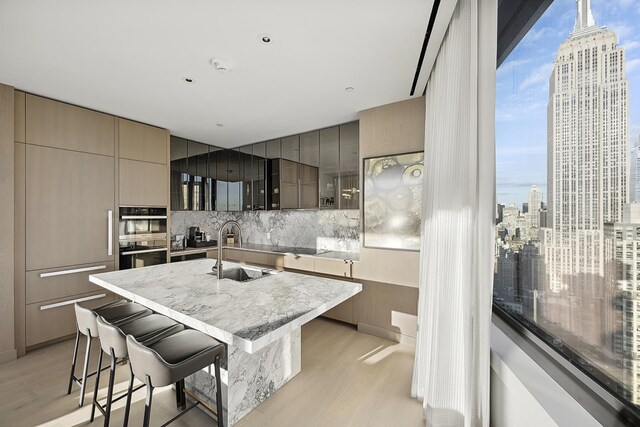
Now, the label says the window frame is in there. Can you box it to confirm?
[493,1,640,424]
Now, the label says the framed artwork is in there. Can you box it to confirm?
[363,151,424,251]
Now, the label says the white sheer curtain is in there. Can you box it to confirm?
[411,0,496,426]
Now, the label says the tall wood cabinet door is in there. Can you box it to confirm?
[118,119,168,164]
[119,158,168,207]
[25,95,115,156]
[26,145,115,271]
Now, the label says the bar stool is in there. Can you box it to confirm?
[126,329,226,427]
[68,300,151,406]
[92,314,184,427]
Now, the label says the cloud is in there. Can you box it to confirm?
[496,101,547,122]
[608,21,634,40]
[497,58,531,77]
[519,63,553,91]
[622,40,640,51]
[627,58,640,73]
[497,145,547,156]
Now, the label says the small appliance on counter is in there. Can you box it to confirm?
[187,226,217,248]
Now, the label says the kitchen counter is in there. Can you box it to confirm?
[90,258,360,353]
[170,241,360,262]
[90,259,361,425]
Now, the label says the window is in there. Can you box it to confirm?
[495,0,640,414]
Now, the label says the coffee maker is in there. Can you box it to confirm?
[187,226,216,248]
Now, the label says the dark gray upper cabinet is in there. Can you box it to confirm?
[227,149,242,211]
[281,135,300,163]
[169,120,357,212]
[339,122,360,209]
[319,126,339,208]
[240,146,253,211]
[170,136,189,211]
[300,131,320,167]
[266,139,281,159]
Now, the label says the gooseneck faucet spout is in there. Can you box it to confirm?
[216,220,242,279]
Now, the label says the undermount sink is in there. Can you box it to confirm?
[209,266,277,282]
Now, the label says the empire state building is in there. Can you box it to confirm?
[544,0,629,297]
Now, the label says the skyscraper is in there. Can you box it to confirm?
[630,136,640,202]
[527,185,542,239]
[546,0,629,292]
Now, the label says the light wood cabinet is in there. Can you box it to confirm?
[26,261,115,304]
[314,258,352,278]
[283,254,315,271]
[119,158,168,206]
[14,91,25,143]
[25,94,115,156]
[323,299,354,324]
[26,145,115,271]
[118,118,167,164]
[26,291,115,347]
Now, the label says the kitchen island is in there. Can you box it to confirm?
[89,258,361,425]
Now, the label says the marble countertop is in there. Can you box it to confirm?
[170,242,360,262]
[89,259,361,354]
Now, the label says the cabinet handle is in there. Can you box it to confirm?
[40,293,107,311]
[39,265,108,278]
[120,215,167,220]
[108,210,113,256]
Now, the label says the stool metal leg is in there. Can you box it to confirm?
[103,349,117,427]
[90,348,104,422]
[78,330,93,407]
[214,355,223,427]
[123,362,135,427]
[67,328,81,395]
[143,376,154,427]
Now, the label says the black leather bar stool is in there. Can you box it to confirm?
[69,300,151,406]
[92,314,184,427]
[126,329,226,427]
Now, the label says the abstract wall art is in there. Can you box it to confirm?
[363,151,424,250]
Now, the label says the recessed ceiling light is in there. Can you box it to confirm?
[345,86,355,92]
[258,33,272,44]
[216,123,224,127]
[182,77,195,84]
[210,57,234,72]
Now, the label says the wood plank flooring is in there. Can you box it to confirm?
[0,318,425,426]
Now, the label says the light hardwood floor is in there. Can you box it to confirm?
[0,318,425,427]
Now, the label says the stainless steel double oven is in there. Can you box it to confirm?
[118,207,168,270]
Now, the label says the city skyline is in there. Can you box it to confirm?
[496,0,640,205]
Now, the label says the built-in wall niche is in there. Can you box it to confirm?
[169,120,359,212]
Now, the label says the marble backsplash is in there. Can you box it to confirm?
[171,209,361,253]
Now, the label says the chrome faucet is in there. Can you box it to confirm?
[215,220,242,279]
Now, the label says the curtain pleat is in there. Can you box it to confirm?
[411,0,496,426]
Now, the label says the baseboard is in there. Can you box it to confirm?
[0,348,17,364]
[357,323,416,346]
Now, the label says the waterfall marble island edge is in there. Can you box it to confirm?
[89,259,361,425]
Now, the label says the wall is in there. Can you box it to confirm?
[0,83,16,364]
[353,96,425,343]
[171,209,360,253]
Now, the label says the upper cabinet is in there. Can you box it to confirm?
[319,127,339,208]
[118,119,168,164]
[26,94,115,156]
[339,122,359,209]
[168,120,358,212]
[118,119,169,207]
[170,137,189,211]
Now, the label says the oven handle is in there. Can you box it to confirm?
[120,215,167,220]
[120,248,168,255]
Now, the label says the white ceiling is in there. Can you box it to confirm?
[0,0,433,148]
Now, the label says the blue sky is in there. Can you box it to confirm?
[496,0,640,205]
